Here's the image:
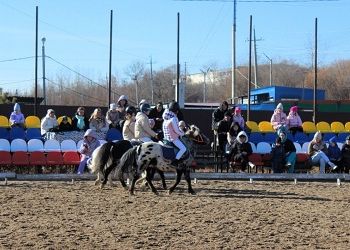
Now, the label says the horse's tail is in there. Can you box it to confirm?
[87,142,114,174]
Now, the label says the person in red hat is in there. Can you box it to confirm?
[232,106,245,130]
[286,105,303,135]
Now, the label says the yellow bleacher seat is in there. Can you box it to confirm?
[316,121,331,133]
[258,121,275,133]
[25,116,41,128]
[302,121,317,134]
[330,121,345,133]
[0,115,9,128]
[57,116,72,125]
[345,122,350,132]
[246,121,259,132]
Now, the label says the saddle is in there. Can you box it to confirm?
[160,140,190,161]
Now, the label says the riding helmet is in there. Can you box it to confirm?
[168,101,180,113]
[125,106,137,116]
[140,103,151,113]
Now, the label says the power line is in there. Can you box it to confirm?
[0,56,36,63]
[175,0,339,2]
[0,79,35,86]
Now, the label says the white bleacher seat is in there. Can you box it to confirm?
[301,142,310,153]
[256,142,272,154]
[60,139,77,152]
[0,139,11,151]
[249,142,257,153]
[44,139,61,152]
[27,139,44,152]
[293,142,302,153]
[10,138,27,152]
[77,139,84,151]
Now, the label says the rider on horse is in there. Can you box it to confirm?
[162,101,186,167]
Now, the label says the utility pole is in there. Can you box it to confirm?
[150,56,154,105]
[200,67,211,103]
[41,37,47,105]
[263,53,272,86]
[253,28,258,88]
[232,0,237,104]
[108,10,113,106]
[133,76,139,105]
[34,6,38,115]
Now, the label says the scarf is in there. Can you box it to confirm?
[75,115,85,130]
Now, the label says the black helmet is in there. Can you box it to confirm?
[169,101,180,113]
[125,106,137,115]
[140,103,151,113]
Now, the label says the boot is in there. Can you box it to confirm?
[170,159,179,167]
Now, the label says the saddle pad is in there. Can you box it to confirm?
[161,145,176,160]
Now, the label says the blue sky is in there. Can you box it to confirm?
[0,0,349,93]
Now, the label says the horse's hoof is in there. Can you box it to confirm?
[129,191,135,196]
[189,190,196,195]
[94,180,99,186]
[123,186,128,191]
[168,189,174,195]
[100,183,105,189]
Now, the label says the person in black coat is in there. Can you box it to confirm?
[212,101,229,130]
[341,135,350,173]
[148,101,164,133]
[58,116,73,132]
[71,107,90,132]
[271,137,286,173]
[228,131,253,172]
[217,112,232,152]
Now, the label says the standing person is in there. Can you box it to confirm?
[135,103,158,142]
[217,112,232,152]
[271,137,286,173]
[308,131,338,173]
[89,108,109,132]
[271,103,287,131]
[72,107,89,132]
[116,95,128,121]
[212,101,229,130]
[277,128,296,173]
[232,106,245,130]
[9,103,25,128]
[286,106,303,135]
[77,129,100,174]
[149,101,164,132]
[41,109,59,135]
[122,106,137,142]
[162,101,186,166]
[341,135,350,173]
[106,103,120,129]
[227,131,254,173]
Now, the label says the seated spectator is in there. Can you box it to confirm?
[135,103,158,142]
[327,136,342,171]
[212,101,229,131]
[58,116,73,132]
[122,106,137,142]
[271,137,286,173]
[106,103,120,129]
[271,103,287,131]
[41,109,59,136]
[232,107,245,130]
[72,107,89,131]
[9,103,25,128]
[227,131,254,172]
[227,122,242,152]
[277,127,296,173]
[217,112,232,152]
[307,131,338,173]
[341,135,350,173]
[286,106,303,134]
[149,101,164,132]
[89,108,109,132]
[77,129,100,174]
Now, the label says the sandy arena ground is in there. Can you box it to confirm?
[0,179,349,249]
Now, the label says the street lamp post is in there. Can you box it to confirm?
[41,37,47,105]
[263,53,272,86]
[200,67,210,103]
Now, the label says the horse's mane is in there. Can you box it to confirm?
[185,124,210,145]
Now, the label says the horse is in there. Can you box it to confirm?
[87,140,134,186]
[103,124,210,195]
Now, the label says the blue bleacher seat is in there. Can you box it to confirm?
[26,128,42,141]
[264,132,277,144]
[337,133,350,143]
[0,127,10,140]
[9,127,26,140]
[322,133,336,143]
[105,128,122,141]
[307,133,316,142]
[294,132,309,144]
[249,132,264,144]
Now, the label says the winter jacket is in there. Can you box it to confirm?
[72,115,89,131]
[228,131,252,159]
[270,110,287,130]
[135,112,157,139]
[79,129,100,157]
[162,109,184,142]
[89,117,109,132]
[41,111,59,135]
[122,119,136,140]
[232,114,245,130]
[286,112,302,128]
[9,112,25,126]
[106,110,120,126]
[327,137,341,161]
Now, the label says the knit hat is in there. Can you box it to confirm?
[13,103,21,111]
[313,131,322,141]
[276,103,283,110]
[290,106,298,113]
[117,95,128,103]
[110,103,117,110]
[139,99,147,107]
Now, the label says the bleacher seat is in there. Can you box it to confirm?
[27,139,45,152]
[9,127,26,140]
[0,128,10,140]
[256,142,272,154]
[331,121,345,134]
[316,121,331,133]
[337,133,349,142]
[246,121,259,132]
[249,132,264,144]
[294,132,309,144]
[76,139,84,151]
[249,142,257,153]
[26,128,42,141]
[301,142,310,153]
[0,139,11,151]
[46,152,64,166]
[25,116,41,129]
[302,122,317,134]
[322,133,336,143]
[264,132,277,145]
[248,153,265,173]
[60,139,77,152]
[29,151,47,166]
[12,151,29,166]
[337,142,343,149]
[105,128,123,141]
[0,151,12,166]
[10,138,27,152]
[0,115,9,128]
[258,121,275,133]
[63,151,81,165]
[44,139,61,152]
[345,122,350,132]
[293,142,302,153]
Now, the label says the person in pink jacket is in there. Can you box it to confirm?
[270,103,287,131]
[232,106,245,130]
[286,106,303,135]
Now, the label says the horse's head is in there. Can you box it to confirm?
[185,124,210,146]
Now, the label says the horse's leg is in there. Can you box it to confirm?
[117,168,128,191]
[94,172,101,186]
[168,169,182,195]
[157,169,167,190]
[129,174,140,195]
[184,167,196,195]
[145,169,159,195]
[100,163,115,188]
[107,168,115,186]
